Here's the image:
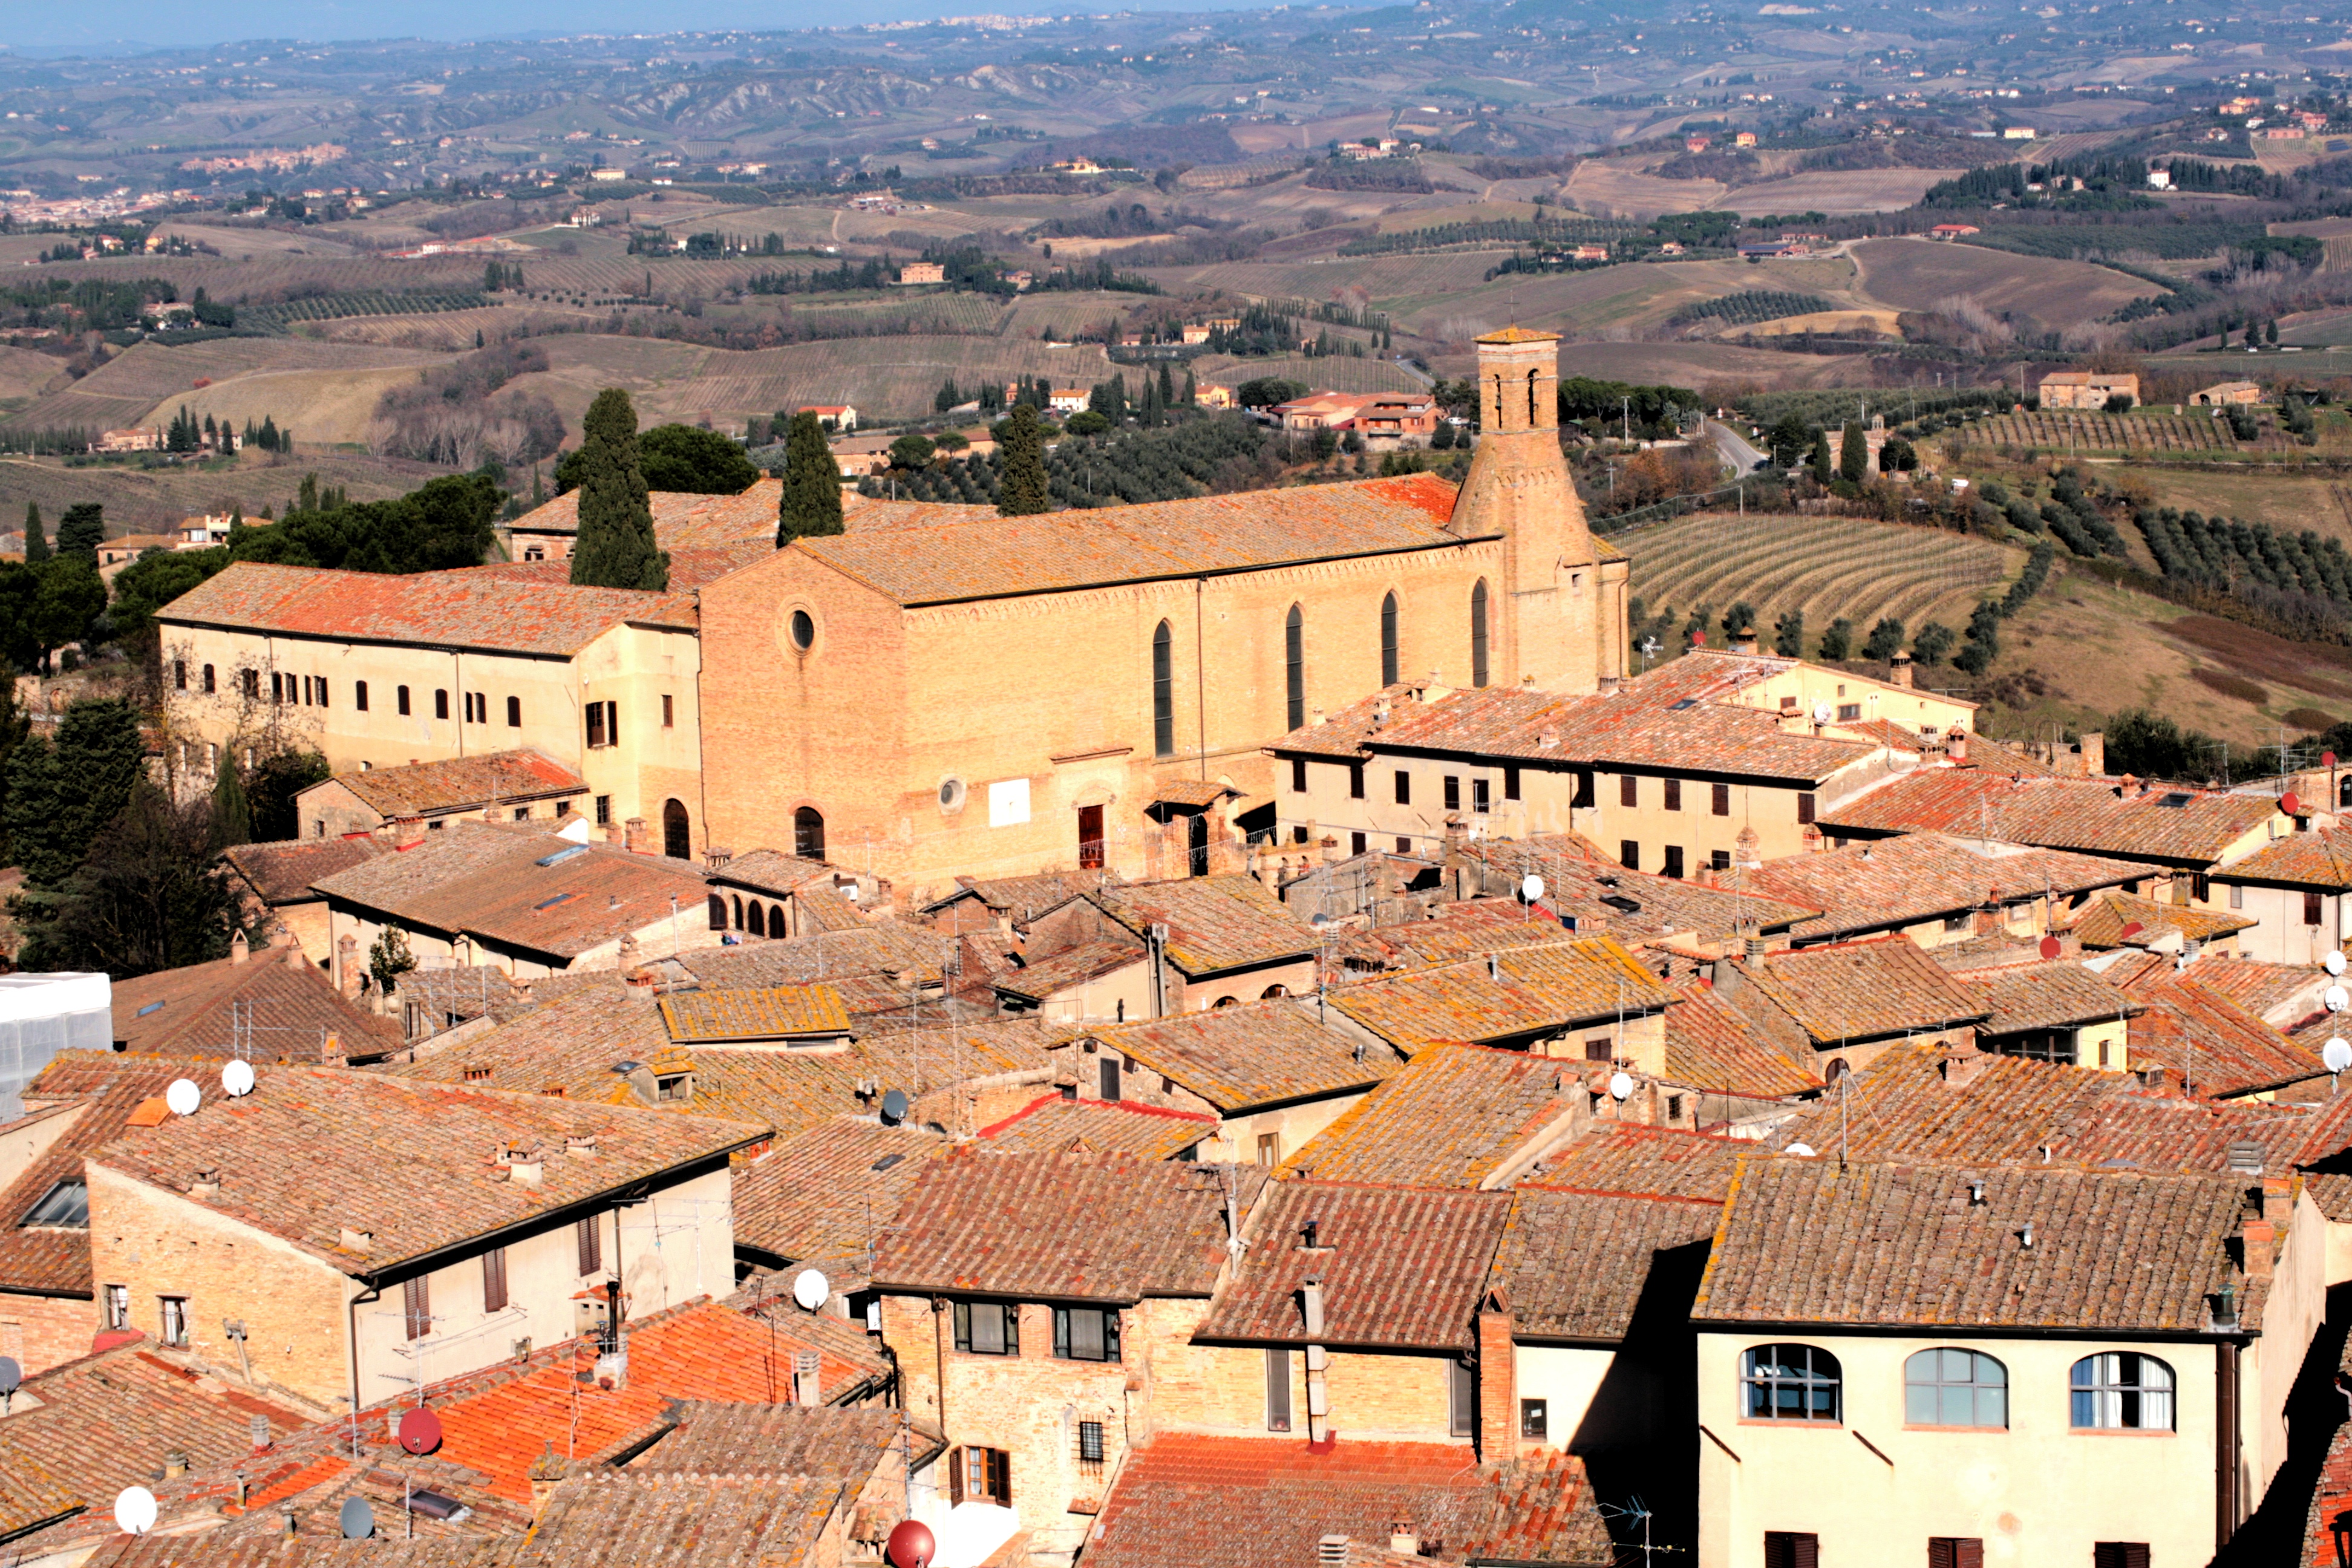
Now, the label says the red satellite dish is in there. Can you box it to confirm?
[396,1407,442,1455]
[887,1521,937,1568]
[2285,791,2303,815]
[2038,935,2061,960]
[2328,751,2339,769]
[2118,921,2145,941]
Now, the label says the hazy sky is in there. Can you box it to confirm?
[7,0,1270,51]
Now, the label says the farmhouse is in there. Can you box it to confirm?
[2194,380,2263,407]
[799,403,857,431]
[1927,223,1980,239]
[2036,371,2140,410]
[895,261,946,285]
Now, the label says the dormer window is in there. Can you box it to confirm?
[21,1179,85,1228]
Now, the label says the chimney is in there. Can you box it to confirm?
[1373,694,1393,729]
[230,929,249,966]
[393,817,426,850]
[282,936,307,970]
[2243,1214,2275,1279]
[502,1144,544,1186]
[566,1131,598,1158]
[792,1348,822,1406]
[2079,731,2106,777]
[624,817,647,853]
[1887,653,1913,689]
[1734,826,1762,871]
[529,1442,566,1513]
[703,846,733,871]
[1939,1045,1990,1089]
[1321,835,1345,867]
[1476,1290,1517,1462]
[2262,1173,2292,1229]
[282,1511,299,1539]
[188,1169,220,1202]
[1730,632,1759,656]
[1389,1523,1420,1557]
[335,935,361,998]
[1318,1538,1350,1567]
[1538,726,1560,750]
[163,1449,189,1479]
[1946,725,1969,765]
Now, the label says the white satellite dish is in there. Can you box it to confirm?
[2328,985,2349,1014]
[114,1486,157,1535]
[220,1060,255,1098]
[2327,1039,2352,1074]
[1812,701,1833,724]
[2329,951,2347,977]
[164,1079,200,1117]
[1608,1071,1635,1102]
[791,1268,830,1312]
[1786,1142,1818,1158]
[1521,874,1545,903]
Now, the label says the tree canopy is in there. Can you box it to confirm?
[776,411,844,544]
[559,422,759,496]
[568,388,669,592]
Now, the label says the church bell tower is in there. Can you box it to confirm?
[1447,327,1627,695]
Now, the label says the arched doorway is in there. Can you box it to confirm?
[795,806,826,861]
[662,799,690,860]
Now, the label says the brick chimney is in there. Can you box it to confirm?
[1947,725,1969,765]
[1730,631,1759,656]
[2243,1212,2275,1279]
[336,935,361,998]
[1939,1044,1991,1089]
[528,1442,566,1513]
[624,817,648,854]
[230,929,249,966]
[1888,653,1913,689]
[1476,1289,1517,1462]
[2079,731,2106,777]
[283,936,307,970]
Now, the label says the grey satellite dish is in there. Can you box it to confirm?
[339,1497,375,1540]
[880,1088,908,1126]
[2328,1039,2352,1075]
[1786,1142,1818,1158]
[165,1079,200,1117]
[2330,951,2348,978]
[114,1486,157,1535]
[1608,1071,1635,1102]
[221,1059,255,1098]
[0,1356,22,1397]
[792,1268,830,1312]
[1521,874,1545,903]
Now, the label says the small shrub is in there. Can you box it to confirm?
[2190,667,2265,703]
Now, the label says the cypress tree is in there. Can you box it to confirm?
[209,754,250,849]
[998,404,1050,517]
[1838,419,1868,483]
[777,411,844,544]
[22,504,45,564]
[1808,430,1834,486]
[1182,370,1196,406]
[1157,362,1175,407]
[568,387,669,590]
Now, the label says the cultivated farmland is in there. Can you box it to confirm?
[1849,236,2160,329]
[1962,410,2253,452]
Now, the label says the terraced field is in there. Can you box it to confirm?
[1193,354,1424,396]
[1621,512,2022,641]
[1967,410,2250,453]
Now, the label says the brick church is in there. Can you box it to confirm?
[700,327,1627,900]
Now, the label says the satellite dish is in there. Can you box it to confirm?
[2285,791,2304,816]
[397,1406,442,1455]
[2327,751,2339,769]
[2329,952,2347,977]
[221,1060,255,1098]
[2037,935,2061,961]
[1812,701,1832,724]
[1608,1071,1635,1101]
[887,1521,938,1568]
[339,1497,376,1540]
[792,1269,830,1312]
[2327,1039,2352,1074]
[1520,874,1545,903]
[114,1487,156,1535]
[2327,985,2349,1014]
[880,1088,908,1126]
[164,1080,200,1117]
[1786,1142,1818,1158]
[0,1357,21,1397]
[2118,921,2146,942]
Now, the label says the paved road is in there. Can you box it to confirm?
[1704,416,1769,473]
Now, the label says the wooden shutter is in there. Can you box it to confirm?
[948,1446,965,1506]
[482,1247,508,1315]
[402,1275,430,1341]
[2094,1548,2149,1568]
[577,1215,602,1275]
[1765,1533,1818,1568]
[1956,1542,1984,1568]
[987,1446,1011,1505]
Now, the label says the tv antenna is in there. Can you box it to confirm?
[1596,1494,1681,1564]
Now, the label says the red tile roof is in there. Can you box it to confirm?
[1492,1187,1721,1342]
[731,1116,945,1280]
[1328,937,1674,1054]
[158,563,697,655]
[1094,875,1317,976]
[1740,832,2145,941]
[109,950,402,1060]
[2066,890,2257,950]
[327,749,585,819]
[872,1148,1261,1302]
[1087,1000,1398,1112]
[977,1094,1218,1160]
[1085,1437,1613,1568]
[2218,824,2352,889]
[1281,1045,1584,1188]
[1819,768,2283,867]
[0,1054,193,1294]
[1195,1181,1511,1352]
[797,474,1468,606]
[2123,973,2328,1097]
[1521,1123,1758,1202]
[221,837,390,906]
[1661,981,1821,1099]
[1953,958,2140,1035]
[658,984,852,1042]
[1732,935,1988,1047]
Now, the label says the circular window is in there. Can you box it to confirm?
[788,610,816,652]
[938,777,968,814]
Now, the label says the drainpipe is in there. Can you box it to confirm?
[1195,577,1207,782]
[1302,1277,1328,1444]
[346,1281,381,1452]
[2217,1337,2241,1551]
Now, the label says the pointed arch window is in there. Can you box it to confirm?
[1285,605,1305,732]
[1471,580,1491,688]
[1380,593,1399,687]
[1152,620,1175,757]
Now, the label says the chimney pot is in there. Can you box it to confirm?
[1319,1537,1351,1567]
[189,1169,220,1201]
[163,1449,189,1479]
[1888,653,1914,689]
[282,936,305,970]
[1947,725,1970,765]
[230,929,249,966]
[1389,1522,1420,1556]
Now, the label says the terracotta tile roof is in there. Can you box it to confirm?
[1733,935,1988,1047]
[1694,1157,2253,1331]
[508,1471,849,1563]
[157,563,697,655]
[1769,1040,2321,1174]
[109,951,402,1060]
[1086,1000,1397,1112]
[790,881,874,934]
[629,1402,903,1479]
[328,750,585,820]
[2174,956,2328,1025]
[732,1116,944,1281]
[1819,768,2284,867]
[977,1094,1220,1160]
[2300,1408,2352,1568]
[1460,838,1820,944]
[0,1055,191,1295]
[2122,973,2328,1097]
[1196,1181,1510,1352]
[1740,833,2145,942]
[923,871,1117,920]
[658,985,851,1042]
[1328,937,1674,1054]
[874,1148,1258,1301]
[0,1336,309,1541]
[508,479,784,550]
[680,922,954,991]
[1953,958,2140,1035]
[1094,875,1316,976]
[993,935,1145,1003]
[1661,982,1821,1099]
[312,823,714,962]
[221,837,390,906]
[2216,825,2352,889]
[2066,890,2258,949]
[1085,1437,1613,1568]
[708,850,836,899]
[1281,1045,1583,1188]
[1521,1123,1756,1202]
[1492,1187,1722,1341]
[1320,899,1582,975]
[798,474,1468,606]
[89,1064,764,1275]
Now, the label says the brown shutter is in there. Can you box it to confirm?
[1956,1541,1984,1568]
[948,1447,965,1506]
[989,1447,1011,1505]
[403,1275,430,1341]
[482,1247,508,1315]
[577,1215,602,1275]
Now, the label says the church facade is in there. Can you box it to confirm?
[697,328,1627,901]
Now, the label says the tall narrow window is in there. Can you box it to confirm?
[403,1275,431,1341]
[482,1248,508,1314]
[1380,592,1399,687]
[1078,805,1105,871]
[1265,1348,1292,1432]
[1471,580,1490,688]
[397,685,410,716]
[355,681,368,712]
[794,807,825,861]
[576,1215,603,1276]
[506,696,522,727]
[172,661,186,690]
[202,664,215,693]
[1448,1358,1475,1437]
[434,689,449,721]
[1152,620,1174,757]
[1284,605,1305,732]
